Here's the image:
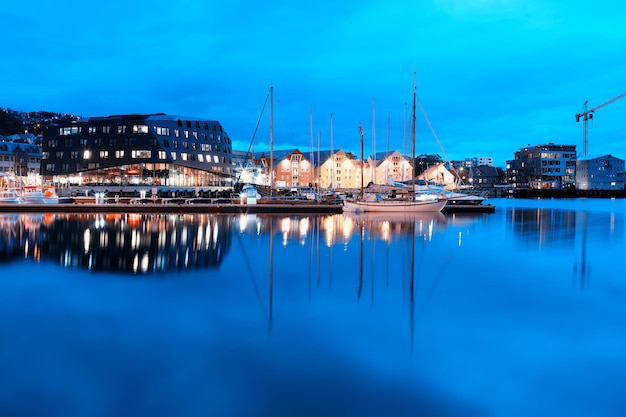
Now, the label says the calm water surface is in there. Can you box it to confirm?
[1,198,625,417]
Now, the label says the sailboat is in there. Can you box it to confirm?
[344,73,447,213]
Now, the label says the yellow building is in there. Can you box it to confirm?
[368,151,414,184]
[318,149,367,189]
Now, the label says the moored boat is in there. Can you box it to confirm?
[344,193,446,213]
[0,189,21,204]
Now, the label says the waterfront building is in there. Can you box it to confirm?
[319,149,365,189]
[369,151,414,184]
[469,165,500,187]
[0,139,42,185]
[506,143,577,189]
[575,154,625,190]
[41,114,233,188]
[273,149,314,188]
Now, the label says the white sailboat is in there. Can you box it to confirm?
[344,72,447,213]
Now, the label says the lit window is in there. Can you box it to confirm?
[132,125,149,134]
[131,150,152,159]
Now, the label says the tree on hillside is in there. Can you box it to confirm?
[0,109,24,136]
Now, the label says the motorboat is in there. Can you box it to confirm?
[20,186,59,204]
[0,189,21,204]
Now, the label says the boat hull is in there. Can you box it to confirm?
[344,198,446,213]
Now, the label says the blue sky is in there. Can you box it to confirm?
[2,0,625,167]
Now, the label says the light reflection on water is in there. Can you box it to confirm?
[1,198,626,417]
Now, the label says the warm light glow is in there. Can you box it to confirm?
[342,217,354,240]
[83,228,91,253]
[299,218,309,238]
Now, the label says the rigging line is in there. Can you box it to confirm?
[416,97,464,185]
[235,92,270,184]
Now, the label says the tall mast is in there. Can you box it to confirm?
[372,98,376,184]
[329,113,334,189]
[269,85,274,196]
[411,70,416,179]
[359,123,364,198]
[317,131,321,192]
[309,104,313,187]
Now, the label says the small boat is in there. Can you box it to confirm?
[0,189,21,204]
[239,184,261,204]
[20,186,59,204]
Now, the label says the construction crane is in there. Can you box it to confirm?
[575,92,626,156]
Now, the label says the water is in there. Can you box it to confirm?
[1,198,625,417]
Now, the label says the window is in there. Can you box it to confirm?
[103,126,111,134]
[132,125,149,134]
[60,126,80,135]
[155,126,170,136]
[115,150,125,158]
[131,150,151,159]
[100,150,109,158]
[70,151,79,159]
[88,126,97,134]
[198,154,204,162]
[158,151,167,160]
[83,150,91,159]
[175,129,180,137]
[79,139,88,146]
[170,151,177,160]
[117,125,126,134]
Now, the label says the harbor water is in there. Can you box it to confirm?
[1,198,625,417]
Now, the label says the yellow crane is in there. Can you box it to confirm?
[575,92,626,156]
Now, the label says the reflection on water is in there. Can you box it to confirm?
[0,212,449,274]
[2,200,626,417]
[0,213,234,273]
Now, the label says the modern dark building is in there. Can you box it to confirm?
[506,143,577,189]
[41,113,233,187]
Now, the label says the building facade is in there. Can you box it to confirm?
[506,143,577,189]
[273,149,314,188]
[369,151,414,184]
[575,154,625,190]
[0,139,42,185]
[319,149,364,189]
[41,114,233,187]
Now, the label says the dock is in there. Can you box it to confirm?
[0,198,495,215]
